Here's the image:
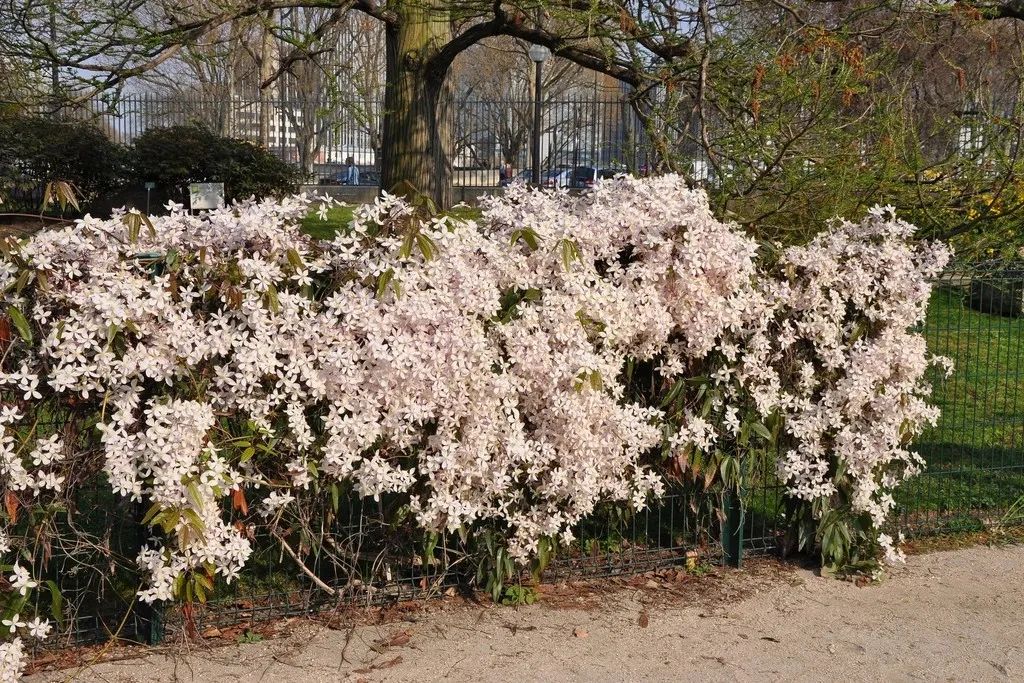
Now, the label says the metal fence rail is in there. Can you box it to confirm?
[36,94,662,188]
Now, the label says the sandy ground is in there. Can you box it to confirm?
[32,543,1024,683]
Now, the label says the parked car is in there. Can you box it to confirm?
[499,169,533,187]
[541,167,573,189]
[570,166,622,189]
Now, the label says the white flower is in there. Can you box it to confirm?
[8,565,37,596]
[1,616,24,634]
[26,617,51,640]
[0,637,26,682]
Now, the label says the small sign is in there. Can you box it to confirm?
[189,182,225,210]
[144,181,156,191]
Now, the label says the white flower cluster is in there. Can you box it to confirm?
[764,207,951,543]
[0,176,947,649]
[0,638,25,683]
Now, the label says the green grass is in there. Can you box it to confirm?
[301,205,354,239]
[897,285,1024,526]
[300,204,482,240]
[924,286,1024,449]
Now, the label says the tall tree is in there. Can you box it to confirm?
[4,0,1024,219]
[0,1,677,207]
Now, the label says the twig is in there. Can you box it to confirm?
[272,530,337,596]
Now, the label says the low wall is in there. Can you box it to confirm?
[301,185,500,205]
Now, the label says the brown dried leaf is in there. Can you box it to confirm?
[638,610,650,628]
[4,491,18,524]
[354,656,403,674]
[383,630,412,648]
[231,488,249,515]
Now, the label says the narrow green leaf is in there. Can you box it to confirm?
[376,268,394,299]
[7,306,31,344]
[45,580,64,626]
[141,501,163,526]
[264,284,280,313]
[416,233,436,261]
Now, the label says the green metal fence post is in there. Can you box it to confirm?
[722,490,744,568]
[138,602,165,645]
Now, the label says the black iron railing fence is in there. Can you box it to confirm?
[14,262,1024,650]
[30,94,665,189]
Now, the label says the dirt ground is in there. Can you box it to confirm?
[32,543,1024,682]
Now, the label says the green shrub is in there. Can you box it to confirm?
[0,114,125,212]
[129,125,303,203]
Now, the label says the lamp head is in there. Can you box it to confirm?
[528,44,551,63]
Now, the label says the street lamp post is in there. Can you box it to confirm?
[528,44,550,186]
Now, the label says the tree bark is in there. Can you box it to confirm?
[259,12,276,148]
[380,1,453,209]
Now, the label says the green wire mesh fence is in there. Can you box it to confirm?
[896,262,1024,536]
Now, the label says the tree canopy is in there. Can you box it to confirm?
[4,0,1024,253]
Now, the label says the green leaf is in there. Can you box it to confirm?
[141,501,163,526]
[45,580,63,626]
[510,227,540,250]
[158,509,180,535]
[172,572,186,599]
[376,268,395,299]
[719,455,740,489]
[416,233,436,261]
[399,232,415,259]
[660,380,685,408]
[122,212,143,243]
[749,422,773,442]
[264,285,281,313]
[559,239,580,271]
[186,481,204,511]
[13,270,30,294]
[164,248,179,271]
[7,306,31,344]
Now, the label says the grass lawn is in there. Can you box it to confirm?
[300,203,482,240]
[301,205,354,239]
[898,284,1024,530]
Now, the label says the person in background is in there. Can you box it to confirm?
[498,161,514,186]
[344,156,360,186]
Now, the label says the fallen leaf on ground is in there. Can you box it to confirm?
[383,630,412,647]
[638,611,650,628]
[354,656,403,674]
[573,627,589,638]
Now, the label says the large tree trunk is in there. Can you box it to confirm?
[380,1,454,209]
[259,12,276,148]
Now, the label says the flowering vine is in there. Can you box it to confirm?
[0,177,948,678]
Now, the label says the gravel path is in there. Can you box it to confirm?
[34,543,1024,682]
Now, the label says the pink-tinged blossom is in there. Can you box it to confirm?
[0,177,946,615]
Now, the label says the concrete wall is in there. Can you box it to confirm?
[300,185,504,206]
